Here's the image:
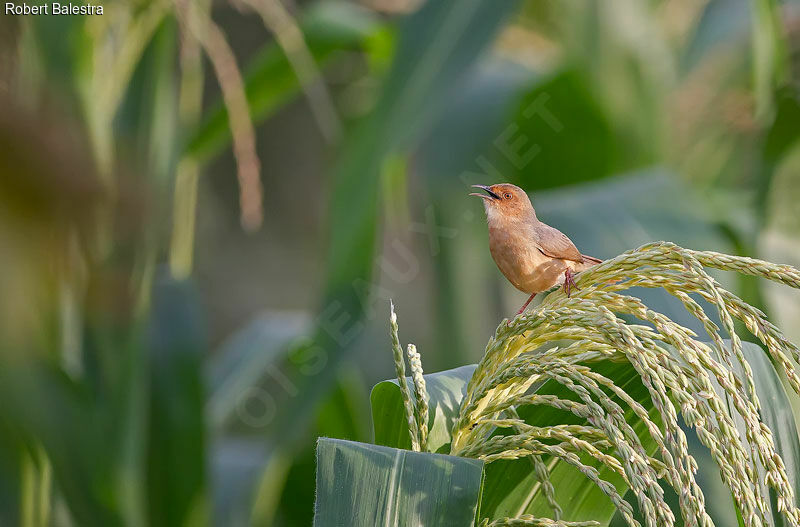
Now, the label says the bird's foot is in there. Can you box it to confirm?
[563,269,578,297]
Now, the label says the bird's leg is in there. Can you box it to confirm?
[506,293,537,326]
[563,268,578,297]
[515,293,536,317]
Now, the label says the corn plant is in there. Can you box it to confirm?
[318,242,800,526]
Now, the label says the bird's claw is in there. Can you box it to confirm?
[563,269,578,297]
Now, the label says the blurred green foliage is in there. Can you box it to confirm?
[0,0,799,525]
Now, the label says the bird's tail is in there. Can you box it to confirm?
[580,254,602,268]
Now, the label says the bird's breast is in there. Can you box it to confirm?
[488,226,570,294]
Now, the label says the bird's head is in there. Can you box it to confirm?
[470,183,536,224]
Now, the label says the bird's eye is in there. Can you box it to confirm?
[504,193,512,199]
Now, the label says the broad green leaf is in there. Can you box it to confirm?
[372,365,476,453]
[145,275,208,527]
[749,0,788,120]
[314,438,484,527]
[503,69,619,190]
[185,1,384,162]
[756,89,800,220]
[745,343,800,497]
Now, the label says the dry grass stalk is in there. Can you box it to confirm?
[174,0,263,230]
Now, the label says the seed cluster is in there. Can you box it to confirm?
[390,302,429,452]
[446,242,800,527]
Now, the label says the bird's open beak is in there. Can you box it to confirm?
[469,184,500,200]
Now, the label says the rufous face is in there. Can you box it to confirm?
[470,183,534,223]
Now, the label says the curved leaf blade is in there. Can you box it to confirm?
[371,365,476,453]
[314,438,484,527]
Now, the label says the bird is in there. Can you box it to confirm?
[470,183,602,319]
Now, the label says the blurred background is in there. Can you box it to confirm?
[1,0,799,525]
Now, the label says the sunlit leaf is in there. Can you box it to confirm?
[314,438,484,527]
[372,365,476,453]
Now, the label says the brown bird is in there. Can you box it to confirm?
[470,183,602,319]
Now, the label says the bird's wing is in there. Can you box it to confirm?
[533,222,584,263]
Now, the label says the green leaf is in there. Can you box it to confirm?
[372,365,477,453]
[185,1,384,162]
[756,89,800,221]
[749,0,788,120]
[313,438,484,527]
[0,361,121,527]
[145,275,208,527]
[206,312,310,430]
[502,69,619,190]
